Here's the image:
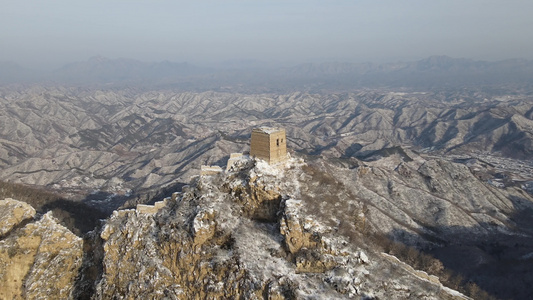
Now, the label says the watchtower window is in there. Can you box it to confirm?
[276,138,280,146]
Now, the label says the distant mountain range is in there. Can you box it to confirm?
[51,56,209,84]
[2,55,533,90]
[0,61,39,83]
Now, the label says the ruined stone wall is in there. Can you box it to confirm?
[136,204,158,214]
[200,165,223,176]
[135,199,168,214]
[226,153,243,171]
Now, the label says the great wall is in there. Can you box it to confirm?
[133,127,288,215]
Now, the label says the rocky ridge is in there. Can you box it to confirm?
[2,150,530,298]
[313,151,533,299]
[3,56,533,90]
[0,198,83,299]
[94,156,469,299]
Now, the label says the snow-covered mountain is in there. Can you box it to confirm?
[3,151,532,298]
[0,82,532,298]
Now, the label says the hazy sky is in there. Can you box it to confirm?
[2,0,533,68]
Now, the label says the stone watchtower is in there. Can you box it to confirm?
[250,127,287,164]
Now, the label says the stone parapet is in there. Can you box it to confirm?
[226,153,244,171]
[136,204,158,214]
[200,165,223,176]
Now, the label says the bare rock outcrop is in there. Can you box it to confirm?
[0,198,36,237]
[94,157,469,299]
[0,199,83,300]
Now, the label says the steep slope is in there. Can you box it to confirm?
[3,151,529,298]
[94,157,470,299]
[319,152,533,299]
[0,199,83,299]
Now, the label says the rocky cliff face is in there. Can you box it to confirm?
[94,157,469,299]
[0,198,83,299]
[2,151,531,298]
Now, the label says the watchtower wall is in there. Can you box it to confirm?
[250,127,287,164]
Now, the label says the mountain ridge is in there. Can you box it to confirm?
[2,56,533,91]
[0,83,532,298]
